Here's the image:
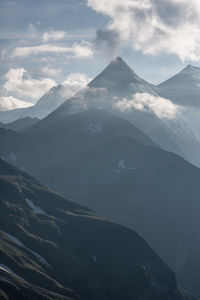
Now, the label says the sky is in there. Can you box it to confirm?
[1,0,200,110]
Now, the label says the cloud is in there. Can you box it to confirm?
[88,0,200,61]
[87,86,108,94]
[113,93,182,119]
[4,68,56,100]
[60,73,91,98]
[11,43,93,59]
[40,65,61,77]
[62,73,91,88]
[43,30,67,42]
[95,29,121,58]
[0,96,33,111]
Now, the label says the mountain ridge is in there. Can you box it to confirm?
[0,84,66,123]
[156,64,200,106]
[2,107,200,294]
[37,57,200,167]
[0,158,195,300]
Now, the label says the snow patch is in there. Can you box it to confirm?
[118,159,125,169]
[87,123,102,133]
[0,264,25,281]
[28,249,48,265]
[25,198,46,215]
[0,230,49,266]
[1,231,24,248]
[116,159,135,173]
[91,254,97,262]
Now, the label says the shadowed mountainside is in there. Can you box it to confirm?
[0,158,197,300]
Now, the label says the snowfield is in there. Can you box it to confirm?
[25,198,46,215]
[0,230,49,266]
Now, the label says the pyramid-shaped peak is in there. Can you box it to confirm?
[186,64,193,68]
[109,56,133,69]
[185,64,196,70]
[89,57,142,89]
[116,56,123,61]
[114,56,126,63]
[181,64,200,73]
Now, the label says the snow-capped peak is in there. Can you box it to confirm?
[88,56,142,89]
[180,64,200,77]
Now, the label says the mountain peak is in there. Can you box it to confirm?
[110,56,132,69]
[114,56,125,63]
[181,64,200,74]
[89,56,142,89]
[186,64,193,69]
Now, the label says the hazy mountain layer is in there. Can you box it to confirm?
[46,57,200,167]
[1,57,200,166]
[1,108,200,295]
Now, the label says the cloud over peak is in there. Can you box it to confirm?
[88,0,200,61]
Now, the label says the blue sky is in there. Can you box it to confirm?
[0,0,199,110]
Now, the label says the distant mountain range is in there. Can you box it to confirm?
[0,84,66,123]
[1,57,200,166]
[1,158,196,300]
[17,56,197,167]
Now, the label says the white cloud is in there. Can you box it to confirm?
[4,68,56,100]
[88,0,200,61]
[62,73,91,87]
[40,65,61,77]
[114,93,182,119]
[0,96,33,111]
[43,30,67,42]
[11,43,93,59]
[81,86,108,96]
[60,73,91,98]
[88,86,108,94]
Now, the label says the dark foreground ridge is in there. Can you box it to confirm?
[0,158,197,300]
